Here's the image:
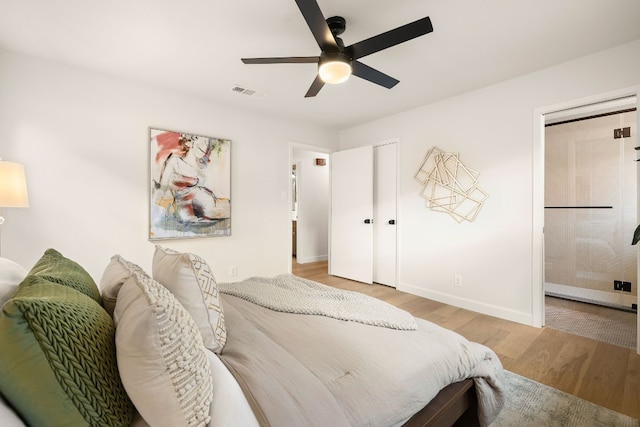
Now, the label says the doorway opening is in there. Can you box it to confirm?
[289,142,331,272]
[541,95,638,349]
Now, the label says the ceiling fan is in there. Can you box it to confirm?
[241,0,433,98]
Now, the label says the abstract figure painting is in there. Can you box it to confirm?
[149,128,231,239]
[415,146,487,223]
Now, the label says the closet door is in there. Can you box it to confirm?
[330,146,374,284]
[330,143,398,286]
[373,143,397,286]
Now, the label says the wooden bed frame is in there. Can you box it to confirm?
[403,379,480,427]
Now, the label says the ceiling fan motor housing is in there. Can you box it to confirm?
[320,51,351,64]
[326,16,346,36]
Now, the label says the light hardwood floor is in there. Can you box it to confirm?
[292,260,640,421]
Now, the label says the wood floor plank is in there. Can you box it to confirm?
[506,328,567,380]
[292,260,640,421]
[539,335,594,395]
[622,354,640,420]
[455,314,510,347]
[577,342,629,414]
[397,297,445,317]
[490,324,542,362]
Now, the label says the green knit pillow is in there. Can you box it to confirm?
[27,248,102,304]
[0,277,134,426]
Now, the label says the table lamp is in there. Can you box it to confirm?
[0,159,29,256]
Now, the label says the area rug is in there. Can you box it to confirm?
[545,303,637,349]
[491,371,638,426]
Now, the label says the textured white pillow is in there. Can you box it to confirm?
[0,258,27,308]
[152,246,227,354]
[112,255,213,427]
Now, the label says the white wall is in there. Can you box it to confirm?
[0,49,338,282]
[338,39,640,326]
[292,147,329,263]
[3,38,640,329]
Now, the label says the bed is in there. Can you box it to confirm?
[0,248,505,427]
[212,275,504,427]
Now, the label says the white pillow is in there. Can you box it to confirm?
[112,255,213,427]
[152,246,227,353]
[99,255,146,317]
[207,351,259,427]
[0,258,27,308]
[0,394,26,427]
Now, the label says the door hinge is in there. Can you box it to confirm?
[613,127,631,139]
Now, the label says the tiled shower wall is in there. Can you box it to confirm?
[545,110,638,305]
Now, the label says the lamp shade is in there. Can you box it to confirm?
[0,160,29,207]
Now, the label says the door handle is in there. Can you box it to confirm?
[388,219,396,225]
[364,219,373,224]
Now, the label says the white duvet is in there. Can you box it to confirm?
[217,292,505,427]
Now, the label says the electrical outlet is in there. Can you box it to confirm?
[614,280,623,291]
[229,265,237,277]
[454,274,462,288]
[622,281,632,292]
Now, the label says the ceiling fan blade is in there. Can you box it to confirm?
[242,56,320,64]
[294,0,339,51]
[347,17,433,60]
[351,61,399,89]
[304,75,325,97]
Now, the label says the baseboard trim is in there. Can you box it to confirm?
[295,255,328,264]
[398,283,534,326]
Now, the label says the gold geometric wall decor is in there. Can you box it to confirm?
[415,146,488,223]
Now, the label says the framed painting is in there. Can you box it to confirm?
[149,128,231,240]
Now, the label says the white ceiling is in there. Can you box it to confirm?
[1,0,639,129]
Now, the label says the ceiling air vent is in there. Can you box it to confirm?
[231,85,265,98]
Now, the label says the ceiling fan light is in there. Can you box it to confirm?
[319,60,352,84]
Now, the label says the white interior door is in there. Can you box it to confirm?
[373,143,397,286]
[330,146,373,284]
